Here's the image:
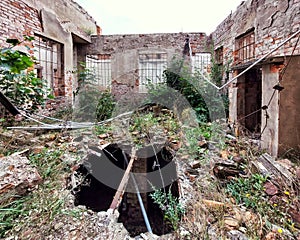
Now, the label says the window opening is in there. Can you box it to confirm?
[215,47,223,65]
[34,35,64,96]
[192,53,211,75]
[138,52,167,92]
[235,30,255,64]
[86,54,112,89]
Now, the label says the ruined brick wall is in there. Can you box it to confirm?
[211,0,300,64]
[211,0,300,156]
[0,0,100,102]
[88,32,207,55]
[0,0,42,46]
[85,32,208,96]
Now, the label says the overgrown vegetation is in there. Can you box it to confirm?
[96,90,116,121]
[128,105,181,149]
[162,58,228,122]
[226,174,298,236]
[0,36,53,114]
[73,63,116,122]
[150,187,185,231]
[226,173,269,209]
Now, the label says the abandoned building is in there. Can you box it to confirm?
[0,0,300,237]
[0,1,299,156]
[75,0,300,157]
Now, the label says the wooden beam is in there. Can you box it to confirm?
[109,148,136,210]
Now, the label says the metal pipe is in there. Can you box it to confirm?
[122,151,153,234]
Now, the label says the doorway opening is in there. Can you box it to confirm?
[237,67,262,136]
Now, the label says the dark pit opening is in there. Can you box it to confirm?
[71,144,180,237]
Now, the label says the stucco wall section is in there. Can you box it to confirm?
[278,56,300,154]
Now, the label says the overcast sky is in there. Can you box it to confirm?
[75,0,244,35]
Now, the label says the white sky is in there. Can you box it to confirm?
[75,0,244,35]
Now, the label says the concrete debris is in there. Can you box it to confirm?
[0,154,42,204]
[227,230,248,240]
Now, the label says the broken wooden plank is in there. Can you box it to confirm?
[251,153,298,190]
[251,160,270,177]
[109,147,136,210]
[259,153,295,184]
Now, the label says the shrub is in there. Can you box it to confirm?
[96,90,116,121]
[0,37,52,114]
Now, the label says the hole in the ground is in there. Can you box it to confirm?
[71,144,179,237]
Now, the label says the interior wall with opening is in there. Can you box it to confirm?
[236,67,262,135]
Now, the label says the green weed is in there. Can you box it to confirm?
[226,174,297,235]
[150,187,185,231]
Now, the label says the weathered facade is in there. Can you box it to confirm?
[80,32,209,96]
[211,0,300,156]
[0,0,100,100]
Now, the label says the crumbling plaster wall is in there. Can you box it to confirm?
[212,0,300,156]
[23,0,99,39]
[278,56,300,155]
[85,32,208,96]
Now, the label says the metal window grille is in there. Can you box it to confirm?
[192,53,211,75]
[86,54,112,89]
[235,30,255,64]
[139,53,167,92]
[215,47,223,64]
[34,35,64,96]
